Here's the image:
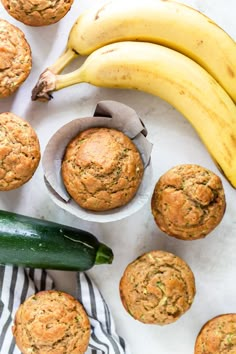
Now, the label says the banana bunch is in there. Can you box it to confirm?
[32,0,236,187]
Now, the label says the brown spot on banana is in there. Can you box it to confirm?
[101,48,117,55]
[227,66,235,77]
[94,3,110,20]
[230,133,236,146]
[196,39,204,46]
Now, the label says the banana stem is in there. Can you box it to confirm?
[55,68,84,90]
[31,48,79,101]
[31,67,84,101]
[48,48,78,74]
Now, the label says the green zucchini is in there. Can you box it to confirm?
[0,209,113,271]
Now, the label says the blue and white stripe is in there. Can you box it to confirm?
[0,266,130,354]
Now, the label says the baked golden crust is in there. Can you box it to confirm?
[151,164,226,240]
[194,314,236,354]
[0,112,40,191]
[0,19,32,98]
[119,250,196,325]
[61,127,144,211]
[12,290,90,354]
[1,0,74,26]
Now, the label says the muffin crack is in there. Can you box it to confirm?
[143,265,192,310]
[23,1,64,15]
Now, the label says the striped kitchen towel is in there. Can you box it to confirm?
[0,266,131,354]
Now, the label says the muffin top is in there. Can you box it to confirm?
[0,19,32,98]
[151,164,226,240]
[61,127,144,211]
[0,112,40,191]
[12,290,90,354]
[119,250,196,325]
[194,314,236,354]
[1,0,74,26]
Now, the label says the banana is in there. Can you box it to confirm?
[48,0,236,103]
[32,41,236,187]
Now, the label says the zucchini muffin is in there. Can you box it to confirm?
[194,314,236,354]
[119,250,196,325]
[61,127,144,211]
[12,290,90,354]
[0,112,40,191]
[0,19,32,98]
[151,164,226,240]
[1,0,75,26]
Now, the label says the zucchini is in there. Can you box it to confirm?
[0,209,113,271]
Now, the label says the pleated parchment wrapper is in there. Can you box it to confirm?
[42,100,153,223]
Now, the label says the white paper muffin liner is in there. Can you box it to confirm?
[42,100,153,223]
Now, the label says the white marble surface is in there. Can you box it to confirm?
[0,1,236,353]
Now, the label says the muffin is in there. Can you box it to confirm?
[12,290,90,354]
[1,0,75,26]
[194,314,236,353]
[0,19,32,98]
[61,127,144,211]
[0,112,40,191]
[151,164,226,240]
[119,250,196,325]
